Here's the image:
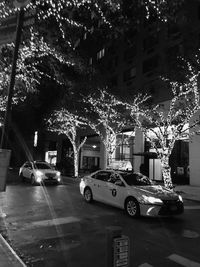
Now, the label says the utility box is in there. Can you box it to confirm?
[106,226,130,267]
[113,236,130,267]
[0,149,11,192]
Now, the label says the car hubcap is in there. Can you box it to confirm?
[85,190,91,201]
[127,200,137,216]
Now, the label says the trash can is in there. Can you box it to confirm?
[0,149,11,192]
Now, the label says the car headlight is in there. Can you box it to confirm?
[56,171,61,176]
[36,177,42,183]
[141,195,163,205]
[36,170,43,177]
[178,195,183,202]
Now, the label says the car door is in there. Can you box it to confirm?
[104,173,127,208]
[91,171,111,202]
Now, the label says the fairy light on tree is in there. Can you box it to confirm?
[137,68,200,189]
[84,89,127,167]
[85,89,150,167]
[47,109,88,178]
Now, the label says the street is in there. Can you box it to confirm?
[0,177,200,267]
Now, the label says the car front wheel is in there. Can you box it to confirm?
[84,187,93,203]
[125,197,140,218]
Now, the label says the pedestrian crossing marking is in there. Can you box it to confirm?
[24,216,80,229]
[138,263,153,267]
[168,254,200,267]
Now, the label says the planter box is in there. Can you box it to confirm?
[0,149,11,192]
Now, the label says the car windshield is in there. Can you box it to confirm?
[121,172,155,186]
[34,162,52,169]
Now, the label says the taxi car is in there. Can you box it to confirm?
[79,170,184,217]
[19,161,61,185]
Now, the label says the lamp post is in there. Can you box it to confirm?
[0,0,30,149]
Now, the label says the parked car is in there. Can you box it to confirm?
[79,170,184,218]
[19,161,61,185]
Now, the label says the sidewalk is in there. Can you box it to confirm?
[0,231,26,267]
[174,184,200,202]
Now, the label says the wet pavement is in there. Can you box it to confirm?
[0,173,200,267]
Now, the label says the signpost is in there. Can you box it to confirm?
[0,0,31,192]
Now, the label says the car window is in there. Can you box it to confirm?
[25,162,32,168]
[34,162,52,169]
[93,171,111,182]
[107,173,122,184]
[121,172,154,186]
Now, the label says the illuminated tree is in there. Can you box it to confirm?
[0,0,185,93]
[47,109,88,177]
[136,70,200,189]
[85,89,150,167]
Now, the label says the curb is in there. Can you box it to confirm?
[0,234,27,267]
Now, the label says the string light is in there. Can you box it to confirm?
[47,108,88,177]
[134,68,200,189]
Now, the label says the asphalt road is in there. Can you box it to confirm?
[0,177,200,267]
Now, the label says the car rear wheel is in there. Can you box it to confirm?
[84,187,93,203]
[125,197,140,218]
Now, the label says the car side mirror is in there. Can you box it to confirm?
[115,180,125,187]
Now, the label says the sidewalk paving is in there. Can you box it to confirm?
[0,231,26,267]
[1,175,200,267]
[174,184,200,202]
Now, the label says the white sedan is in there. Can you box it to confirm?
[80,170,184,217]
[19,161,61,185]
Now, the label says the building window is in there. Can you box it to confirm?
[123,67,136,81]
[143,55,159,74]
[114,132,135,161]
[89,57,93,65]
[110,75,118,87]
[124,45,137,61]
[143,33,158,52]
[97,48,105,60]
[198,5,200,20]
[167,23,181,39]
[82,156,100,171]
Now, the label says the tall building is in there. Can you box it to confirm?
[74,0,200,185]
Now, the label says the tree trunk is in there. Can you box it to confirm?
[160,156,173,189]
[73,150,79,178]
